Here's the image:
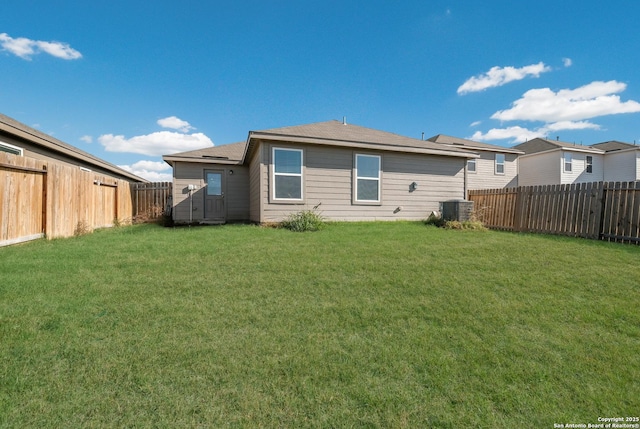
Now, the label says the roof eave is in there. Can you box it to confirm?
[0,117,146,182]
[248,132,479,159]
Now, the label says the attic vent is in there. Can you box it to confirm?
[202,155,229,160]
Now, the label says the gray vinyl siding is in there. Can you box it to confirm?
[225,167,250,221]
[258,142,465,222]
[0,131,140,182]
[249,145,263,223]
[467,151,518,190]
[172,162,205,222]
[172,162,249,223]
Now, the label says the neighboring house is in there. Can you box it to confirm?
[514,138,605,186]
[591,141,640,182]
[0,113,145,182]
[163,120,481,224]
[427,134,522,189]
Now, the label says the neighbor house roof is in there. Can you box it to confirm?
[245,120,478,160]
[0,113,146,182]
[163,141,247,166]
[427,134,524,154]
[591,141,639,152]
[514,137,604,155]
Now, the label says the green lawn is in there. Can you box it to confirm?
[1,222,638,428]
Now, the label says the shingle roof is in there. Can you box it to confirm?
[0,113,146,182]
[427,134,524,154]
[163,141,247,166]
[248,120,476,159]
[591,141,638,152]
[514,137,604,155]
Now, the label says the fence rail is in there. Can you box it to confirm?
[131,182,172,222]
[1,152,172,246]
[468,181,640,244]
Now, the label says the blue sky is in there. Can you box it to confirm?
[2,1,640,181]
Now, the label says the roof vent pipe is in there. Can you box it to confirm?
[421,132,425,140]
[343,116,347,125]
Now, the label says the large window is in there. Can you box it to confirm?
[495,153,505,174]
[564,153,572,172]
[272,147,303,201]
[355,154,381,202]
[586,155,593,173]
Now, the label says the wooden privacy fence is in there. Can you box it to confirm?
[468,181,640,244]
[131,182,172,222]
[0,152,134,246]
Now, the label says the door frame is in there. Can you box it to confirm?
[203,169,226,222]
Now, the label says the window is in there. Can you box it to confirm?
[564,153,572,172]
[206,171,222,195]
[355,154,381,202]
[586,155,593,173]
[495,153,505,174]
[467,158,477,173]
[272,147,303,201]
[0,141,23,156]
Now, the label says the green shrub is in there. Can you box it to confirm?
[281,207,325,232]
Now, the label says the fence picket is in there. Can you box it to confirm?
[468,180,640,244]
[1,153,172,246]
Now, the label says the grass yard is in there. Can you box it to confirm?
[0,222,639,428]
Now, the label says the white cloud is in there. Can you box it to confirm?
[563,57,573,67]
[491,80,640,122]
[99,131,213,156]
[470,120,482,127]
[157,116,194,133]
[470,121,602,144]
[80,135,93,144]
[545,121,601,131]
[470,126,544,143]
[0,33,82,60]
[457,62,551,95]
[118,160,173,182]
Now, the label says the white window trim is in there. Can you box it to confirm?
[272,147,304,202]
[467,158,477,173]
[0,141,24,156]
[564,153,572,173]
[354,153,381,204]
[495,153,505,175]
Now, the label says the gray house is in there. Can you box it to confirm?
[163,120,480,224]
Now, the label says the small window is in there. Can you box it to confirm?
[467,158,477,173]
[206,171,222,195]
[355,154,381,202]
[0,141,23,156]
[272,147,303,201]
[564,153,572,172]
[586,155,593,174]
[495,153,505,174]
